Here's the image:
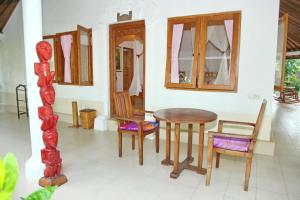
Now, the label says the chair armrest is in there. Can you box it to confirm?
[218,120,255,133]
[219,120,256,127]
[112,115,144,124]
[208,131,254,140]
[133,109,154,116]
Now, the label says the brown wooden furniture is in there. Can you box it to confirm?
[80,109,96,129]
[43,25,93,85]
[205,99,267,191]
[109,20,145,116]
[154,108,217,178]
[275,86,299,104]
[165,11,241,92]
[113,91,159,165]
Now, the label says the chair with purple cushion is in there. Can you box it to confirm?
[206,99,267,191]
[113,91,160,165]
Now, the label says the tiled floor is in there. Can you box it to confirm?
[0,102,300,200]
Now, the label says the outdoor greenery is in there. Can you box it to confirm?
[0,153,56,200]
[285,59,300,91]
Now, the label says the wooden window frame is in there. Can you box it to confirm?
[165,11,241,92]
[43,34,58,83]
[43,25,93,86]
[77,25,93,86]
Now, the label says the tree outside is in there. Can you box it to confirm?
[285,59,300,91]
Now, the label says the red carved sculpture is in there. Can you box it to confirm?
[35,41,66,186]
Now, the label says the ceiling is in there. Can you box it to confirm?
[0,0,19,33]
[280,0,300,54]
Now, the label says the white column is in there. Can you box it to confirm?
[22,0,45,181]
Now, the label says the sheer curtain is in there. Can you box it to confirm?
[207,21,232,85]
[129,41,143,96]
[61,35,73,83]
[171,24,184,83]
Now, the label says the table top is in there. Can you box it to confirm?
[153,108,217,124]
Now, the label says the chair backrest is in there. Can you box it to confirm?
[113,91,133,118]
[253,99,267,139]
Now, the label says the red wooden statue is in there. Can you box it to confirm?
[35,41,67,187]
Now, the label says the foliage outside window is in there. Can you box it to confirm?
[43,25,93,86]
[285,59,300,91]
[165,11,241,91]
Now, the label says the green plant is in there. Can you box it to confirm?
[0,153,57,200]
[0,153,19,200]
[285,59,300,91]
[20,186,57,200]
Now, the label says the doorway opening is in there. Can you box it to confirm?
[109,20,145,115]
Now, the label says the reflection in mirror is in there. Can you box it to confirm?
[79,30,89,83]
[171,23,195,84]
[115,40,144,110]
[204,20,233,85]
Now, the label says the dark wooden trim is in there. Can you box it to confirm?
[109,20,145,116]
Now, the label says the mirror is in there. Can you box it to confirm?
[115,40,144,110]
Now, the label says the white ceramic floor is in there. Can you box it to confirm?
[0,102,300,200]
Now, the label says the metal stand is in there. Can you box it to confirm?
[16,84,29,119]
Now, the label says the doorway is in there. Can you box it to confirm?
[109,20,145,115]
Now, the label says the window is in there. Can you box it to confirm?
[43,35,58,82]
[165,12,241,91]
[43,25,93,86]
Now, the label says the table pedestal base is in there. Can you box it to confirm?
[162,157,207,178]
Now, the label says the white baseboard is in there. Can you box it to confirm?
[0,103,275,156]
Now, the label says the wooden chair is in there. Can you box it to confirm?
[205,99,267,191]
[113,91,160,165]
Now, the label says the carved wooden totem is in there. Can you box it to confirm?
[35,41,67,187]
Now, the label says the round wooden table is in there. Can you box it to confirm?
[154,108,217,178]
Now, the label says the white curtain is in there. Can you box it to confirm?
[129,41,143,96]
[171,24,184,83]
[60,35,73,83]
[207,25,230,85]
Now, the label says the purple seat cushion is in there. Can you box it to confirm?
[120,121,158,132]
[213,135,251,152]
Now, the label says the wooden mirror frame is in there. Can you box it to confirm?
[109,20,146,116]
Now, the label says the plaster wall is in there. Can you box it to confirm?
[0,0,280,143]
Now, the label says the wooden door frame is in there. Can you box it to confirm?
[109,20,146,116]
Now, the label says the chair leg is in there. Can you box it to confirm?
[206,136,214,186]
[155,128,159,153]
[131,134,135,150]
[118,130,122,157]
[244,157,252,191]
[216,153,221,168]
[138,128,144,165]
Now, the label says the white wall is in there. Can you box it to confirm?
[0,0,279,143]
[0,3,26,93]
[42,0,279,141]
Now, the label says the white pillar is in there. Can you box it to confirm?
[22,0,45,181]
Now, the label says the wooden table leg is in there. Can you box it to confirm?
[162,122,171,165]
[197,123,206,174]
[170,123,180,178]
[187,124,193,161]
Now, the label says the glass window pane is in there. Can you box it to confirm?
[204,19,233,85]
[79,30,89,83]
[43,38,55,72]
[171,22,196,84]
